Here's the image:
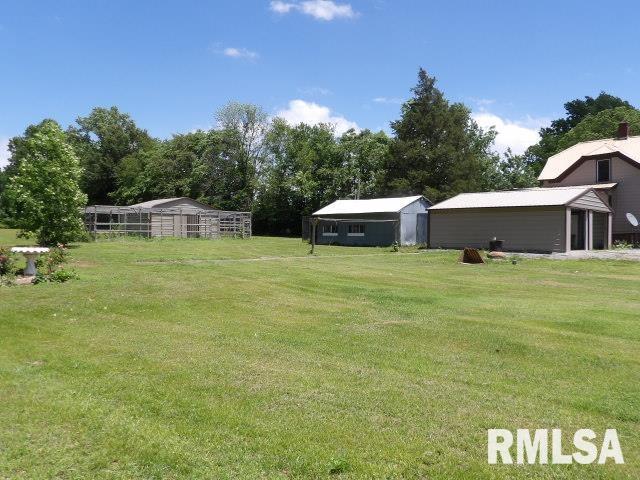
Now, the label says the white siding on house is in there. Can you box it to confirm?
[429,207,566,253]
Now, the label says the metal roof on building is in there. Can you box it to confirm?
[429,186,601,210]
[312,195,425,215]
[571,182,617,190]
[130,197,188,208]
[128,197,216,210]
[538,136,640,181]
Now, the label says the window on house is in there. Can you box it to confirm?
[597,159,611,182]
[347,224,365,236]
[322,223,338,236]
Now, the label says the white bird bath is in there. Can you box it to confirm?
[11,247,50,276]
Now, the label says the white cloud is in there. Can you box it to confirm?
[0,137,9,170]
[270,0,357,21]
[276,99,359,135]
[298,86,332,96]
[222,47,259,60]
[372,96,403,105]
[471,98,496,107]
[300,0,356,20]
[472,112,547,155]
[270,1,296,13]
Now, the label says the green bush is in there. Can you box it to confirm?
[613,240,634,250]
[0,247,18,276]
[33,268,78,284]
[32,245,77,284]
[36,246,68,274]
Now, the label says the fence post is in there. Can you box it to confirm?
[310,218,318,254]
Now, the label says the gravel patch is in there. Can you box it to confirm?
[511,249,640,261]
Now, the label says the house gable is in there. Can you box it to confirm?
[541,156,640,235]
[538,135,640,182]
[543,153,640,184]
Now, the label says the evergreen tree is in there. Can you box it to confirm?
[383,69,497,201]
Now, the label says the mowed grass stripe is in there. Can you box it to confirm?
[1,231,639,478]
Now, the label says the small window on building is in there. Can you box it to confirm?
[597,159,610,182]
[322,223,338,236]
[347,224,365,236]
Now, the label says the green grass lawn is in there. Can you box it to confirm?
[1,230,639,479]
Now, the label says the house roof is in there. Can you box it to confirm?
[538,135,640,181]
[312,195,426,215]
[572,182,618,190]
[129,197,213,209]
[429,186,606,210]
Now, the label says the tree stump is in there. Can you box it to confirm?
[459,247,484,264]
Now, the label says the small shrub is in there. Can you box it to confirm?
[36,246,68,274]
[33,268,78,284]
[613,240,633,250]
[0,274,16,287]
[0,247,18,276]
[75,230,93,243]
[327,457,350,475]
[32,272,48,284]
[0,254,11,275]
[48,268,79,283]
[391,241,399,252]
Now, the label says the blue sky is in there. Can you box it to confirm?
[2,0,640,167]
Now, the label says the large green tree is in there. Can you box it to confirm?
[1,120,58,225]
[215,102,270,210]
[67,107,156,204]
[255,119,345,235]
[484,150,537,191]
[526,92,635,173]
[4,120,87,245]
[382,69,498,202]
[555,106,640,152]
[337,129,389,200]
[179,129,246,210]
[110,128,250,212]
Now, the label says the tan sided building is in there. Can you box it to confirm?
[429,122,640,253]
[539,122,640,243]
[428,186,612,253]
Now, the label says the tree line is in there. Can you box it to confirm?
[1,68,638,242]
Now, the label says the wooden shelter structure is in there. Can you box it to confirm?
[84,197,251,239]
